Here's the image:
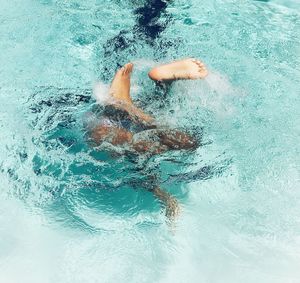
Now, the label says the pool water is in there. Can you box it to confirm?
[0,0,300,282]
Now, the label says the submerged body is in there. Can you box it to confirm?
[88,58,208,218]
[90,103,198,154]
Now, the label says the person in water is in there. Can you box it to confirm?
[89,58,208,219]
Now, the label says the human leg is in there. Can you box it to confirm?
[108,63,156,125]
[91,124,133,146]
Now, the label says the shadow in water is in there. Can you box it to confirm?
[100,0,178,81]
[2,86,230,232]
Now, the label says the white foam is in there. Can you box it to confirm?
[190,71,238,119]
[205,71,233,95]
[131,58,156,70]
[92,82,111,104]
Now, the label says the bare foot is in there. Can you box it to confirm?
[108,62,156,125]
[109,63,134,103]
[148,58,208,82]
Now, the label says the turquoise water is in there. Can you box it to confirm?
[0,0,300,282]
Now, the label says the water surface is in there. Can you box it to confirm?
[0,0,299,282]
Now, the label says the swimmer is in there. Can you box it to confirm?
[89,58,208,219]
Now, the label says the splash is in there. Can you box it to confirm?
[92,82,111,104]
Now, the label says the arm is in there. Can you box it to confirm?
[152,187,180,219]
[132,140,169,155]
[130,127,198,155]
[157,129,198,150]
[90,124,133,146]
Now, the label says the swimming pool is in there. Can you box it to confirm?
[0,0,299,282]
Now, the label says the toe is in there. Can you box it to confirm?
[121,66,126,75]
[122,63,133,74]
[127,63,133,72]
[129,64,134,72]
[196,61,204,67]
[124,64,130,74]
